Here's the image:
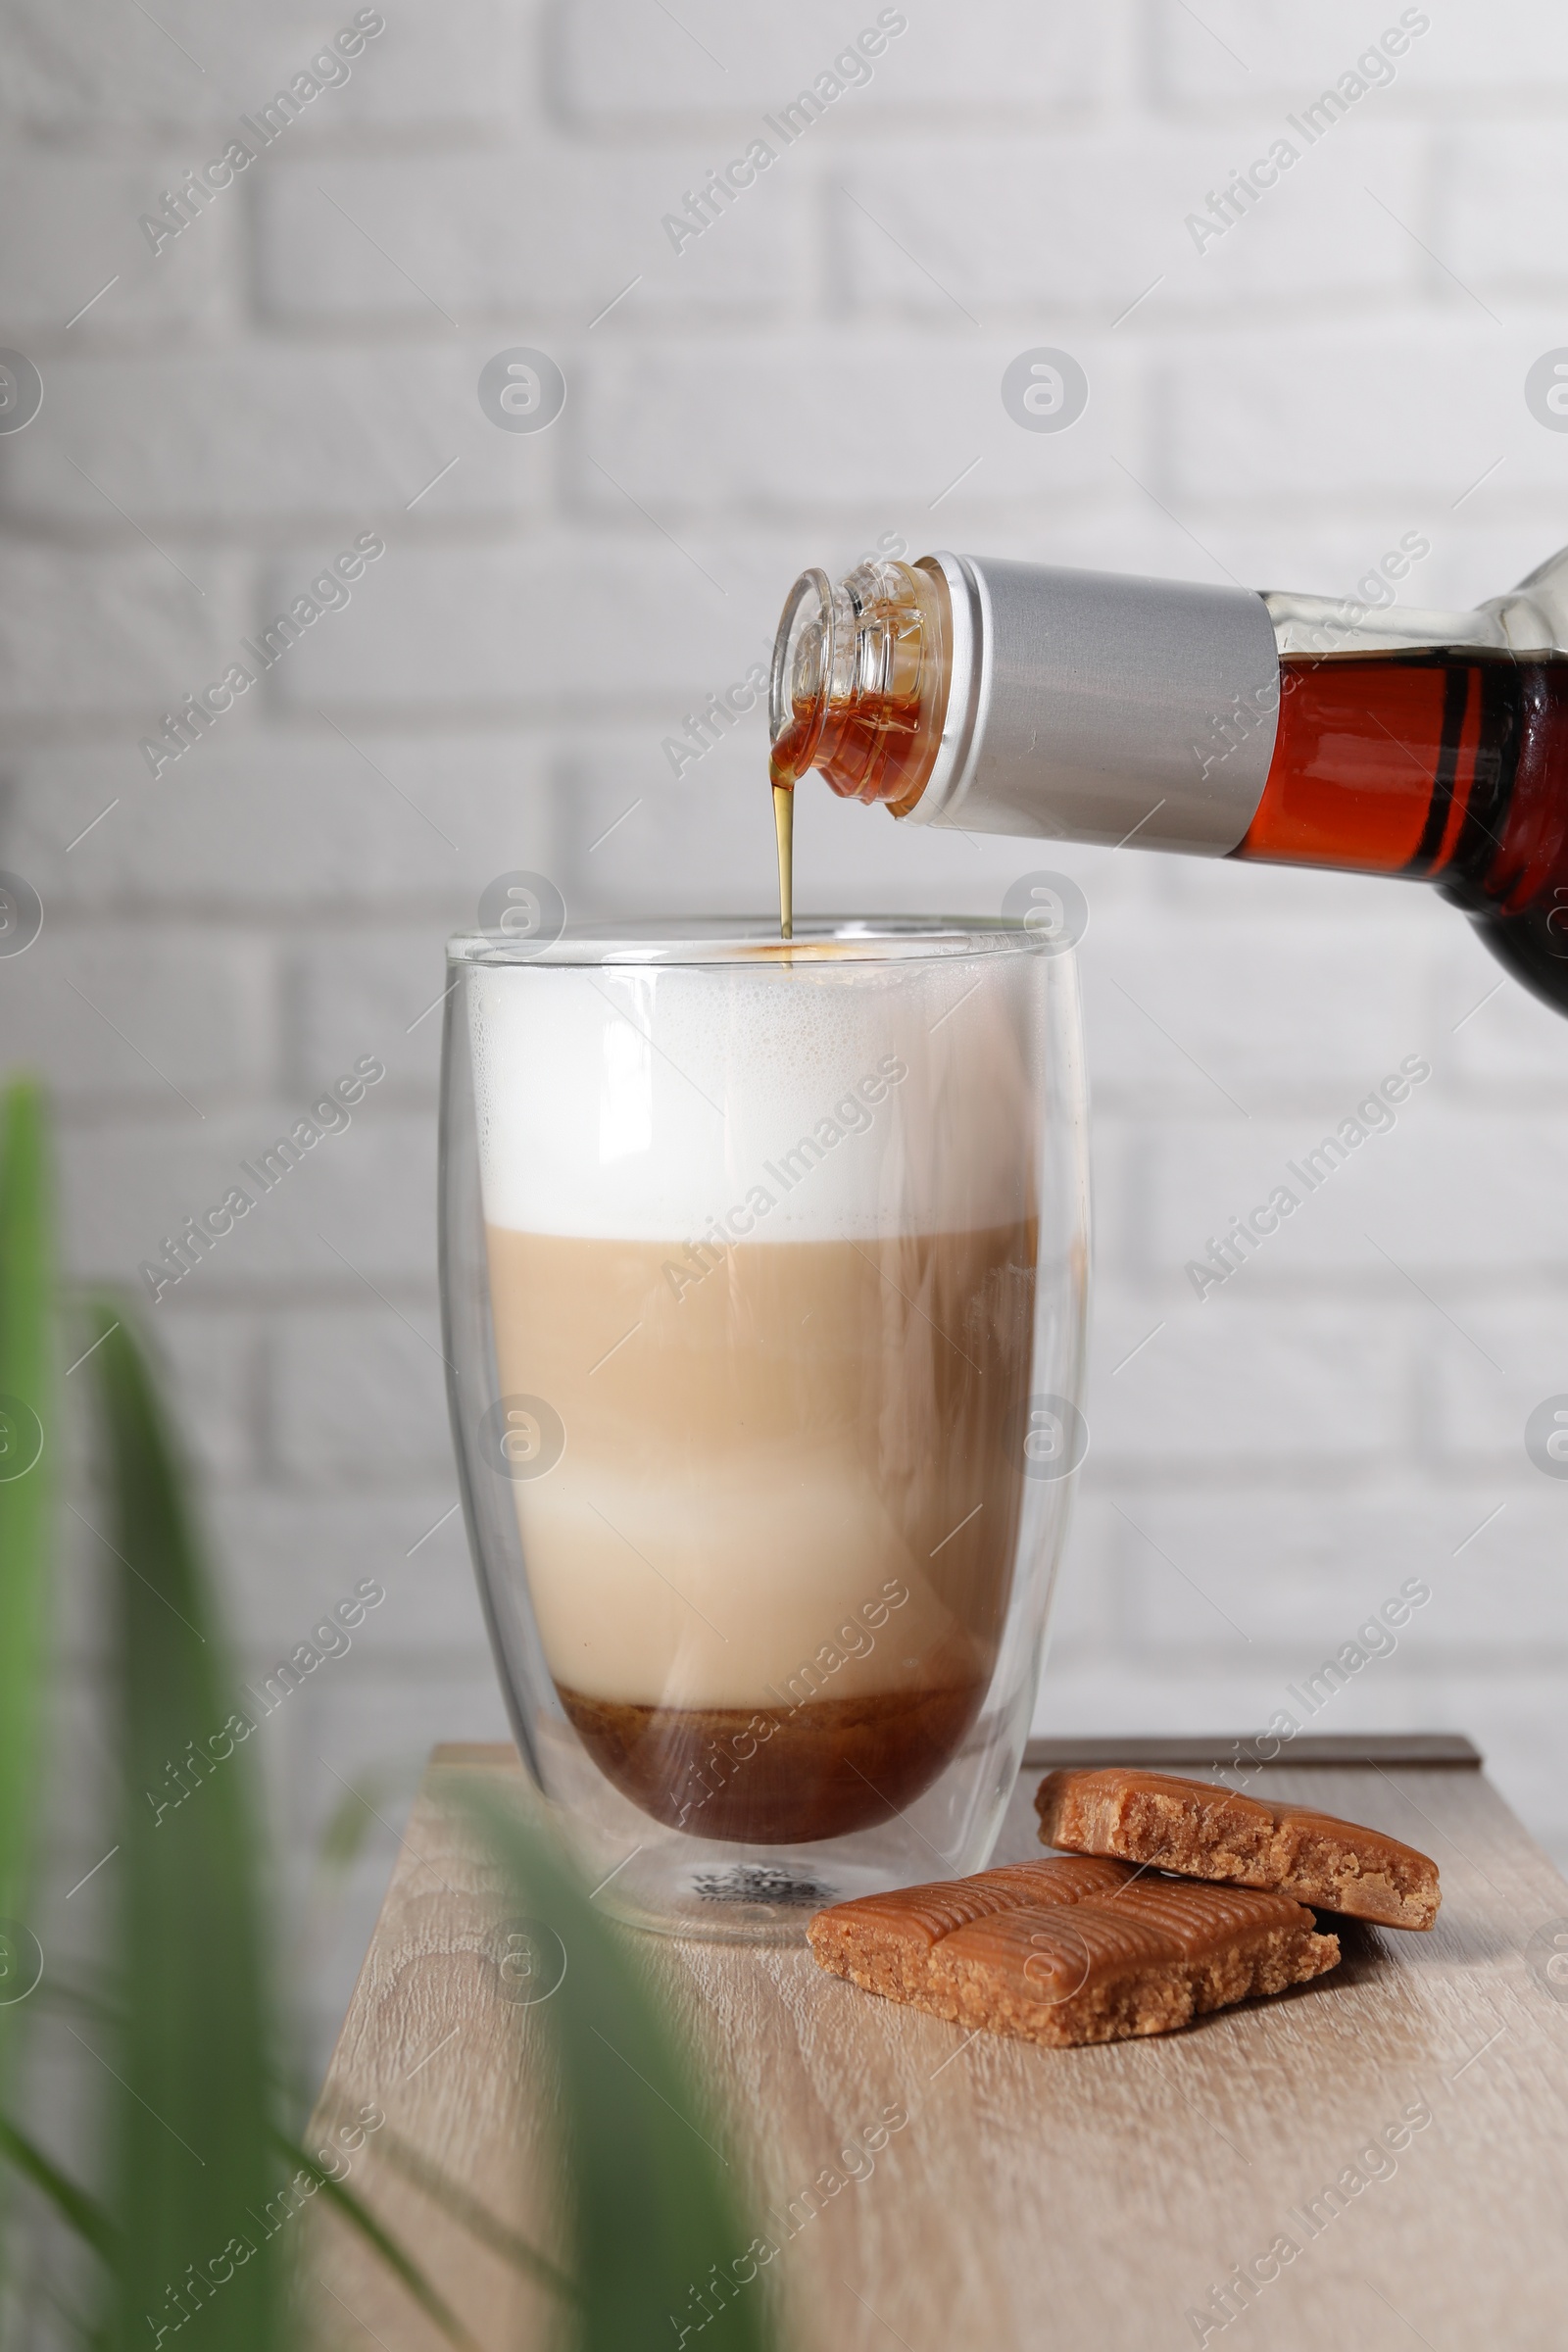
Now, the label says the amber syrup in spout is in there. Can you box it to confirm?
[767,684,928,943]
[766,560,952,940]
[1232,648,1568,1011]
[768,680,935,804]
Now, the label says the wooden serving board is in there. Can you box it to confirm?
[306,1737,1568,2351]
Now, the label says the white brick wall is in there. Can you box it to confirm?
[6,0,1568,2065]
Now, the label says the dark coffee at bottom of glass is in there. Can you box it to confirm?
[560,1682,986,1844]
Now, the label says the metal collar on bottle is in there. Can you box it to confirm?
[901,552,1282,858]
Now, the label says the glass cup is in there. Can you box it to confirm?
[439,917,1090,1940]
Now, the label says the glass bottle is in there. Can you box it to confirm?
[768,545,1568,1013]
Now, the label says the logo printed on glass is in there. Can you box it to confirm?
[477,871,566,954]
[477,348,566,434]
[480,1393,565,1482]
[1022,1393,1088,1481]
[1001,348,1089,434]
[1002,871,1089,955]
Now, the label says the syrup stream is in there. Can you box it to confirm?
[772,781,794,942]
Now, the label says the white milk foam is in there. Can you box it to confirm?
[469,957,1039,1243]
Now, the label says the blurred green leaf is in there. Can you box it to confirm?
[312,1771,410,1880]
[0,2115,118,2265]
[461,1783,776,2352]
[0,1078,53,2329]
[30,1967,122,2034]
[0,1080,53,2006]
[274,2132,482,2352]
[0,1140,780,2352]
[86,1299,283,2352]
[362,2112,576,2306]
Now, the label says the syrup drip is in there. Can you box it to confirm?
[772,781,794,943]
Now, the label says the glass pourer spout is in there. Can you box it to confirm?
[767,558,950,812]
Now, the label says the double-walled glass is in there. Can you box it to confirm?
[439,918,1090,1940]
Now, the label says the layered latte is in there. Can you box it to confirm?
[470,951,1042,1844]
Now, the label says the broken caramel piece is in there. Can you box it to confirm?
[808,1862,1339,2047]
[932,1880,1338,2048]
[1035,1766,1440,1931]
[807,1855,1135,2014]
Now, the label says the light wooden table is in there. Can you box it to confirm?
[308,1736,1568,2351]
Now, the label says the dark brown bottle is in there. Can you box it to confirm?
[1238,648,1568,1009]
[768,547,1568,1014]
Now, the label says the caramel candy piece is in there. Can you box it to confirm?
[807,1856,1135,2015]
[932,1880,1339,2049]
[1036,1767,1441,1930]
